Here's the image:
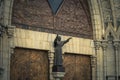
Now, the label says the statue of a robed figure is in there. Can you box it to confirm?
[52,34,72,72]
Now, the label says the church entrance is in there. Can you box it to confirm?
[63,53,92,80]
[10,48,49,80]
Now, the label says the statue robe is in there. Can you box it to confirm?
[54,41,65,66]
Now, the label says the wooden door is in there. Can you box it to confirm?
[10,48,49,80]
[63,54,92,80]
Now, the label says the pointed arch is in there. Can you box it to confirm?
[11,0,93,39]
[104,22,117,39]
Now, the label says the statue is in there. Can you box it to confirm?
[53,34,72,66]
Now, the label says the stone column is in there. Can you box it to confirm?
[94,41,101,80]
[0,27,2,68]
[48,51,54,80]
[0,26,4,80]
[101,41,107,80]
[3,25,14,80]
[0,25,7,80]
[91,55,97,80]
[114,41,119,80]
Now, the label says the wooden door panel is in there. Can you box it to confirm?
[11,48,29,80]
[63,54,92,80]
[76,55,91,80]
[29,50,48,80]
[10,48,48,80]
[63,54,76,80]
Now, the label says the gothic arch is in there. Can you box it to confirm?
[104,22,117,40]
[2,0,104,40]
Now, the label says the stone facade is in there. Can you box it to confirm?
[94,22,120,80]
[95,0,120,80]
[14,28,93,55]
[0,0,120,80]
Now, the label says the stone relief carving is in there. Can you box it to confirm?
[7,25,14,38]
[99,0,120,40]
[100,0,120,29]
[114,0,120,27]
[100,0,113,28]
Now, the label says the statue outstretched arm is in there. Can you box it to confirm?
[63,37,72,45]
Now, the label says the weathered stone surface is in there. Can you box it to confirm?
[0,0,4,23]
[101,0,113,27]
[114,0,120,27]
[14,28,93,55]
[12,0,93,39]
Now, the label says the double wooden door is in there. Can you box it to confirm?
[10,48,49,80]
[11,48,92,80]
[63,54,92,80]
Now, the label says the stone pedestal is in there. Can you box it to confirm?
[52,65,65,80]
[52,72,65,80]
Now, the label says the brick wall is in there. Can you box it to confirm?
[12,0,93,39]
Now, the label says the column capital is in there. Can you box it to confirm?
[113,41,120,50]
[94,41,101,50]
[6,25,15,38]
[101,41,108,50]
[91,55,97,68]
[48,51,54,60]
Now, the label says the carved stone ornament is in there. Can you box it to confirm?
[114,41,120,50]
[0,24,6,37]
[101,40,108,50]
[91,56,96,68]
[94,41,101,50]
[7,25,15,38]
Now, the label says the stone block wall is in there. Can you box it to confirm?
[14,28,93,55]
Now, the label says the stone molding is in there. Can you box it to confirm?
[6,25,15,38]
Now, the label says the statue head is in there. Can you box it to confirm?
[57,36,61,41]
